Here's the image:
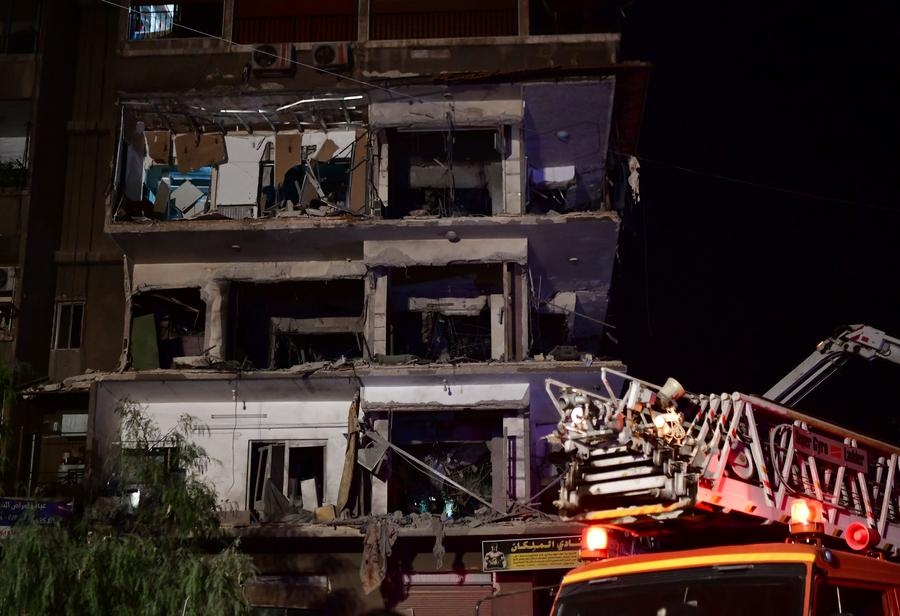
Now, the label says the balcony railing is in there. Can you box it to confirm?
[235,15,356,44]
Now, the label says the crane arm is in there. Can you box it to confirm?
[764,324,900,406]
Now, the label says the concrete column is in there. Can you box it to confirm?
[371,417,389,514]
[518,0,530,36]
[365,270,389,357]
[376,139,389,214]
[222,0,236,42]
[490,293,506,361]
[201,280,230,360]
[515,264,529,359]
[503,415,528,503]
[357,0,370,42]
[503,125,525,214]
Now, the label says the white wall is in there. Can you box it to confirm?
[140,399,353,509]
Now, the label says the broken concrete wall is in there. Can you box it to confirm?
[103,397,354,508]
[523,80,615,213]
[216,134,275,206]
[363,238,526,267]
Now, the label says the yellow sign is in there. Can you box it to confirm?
[482,536,581,572]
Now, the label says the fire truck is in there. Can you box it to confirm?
[547,325,900,615]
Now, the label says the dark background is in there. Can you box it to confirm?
[606,1,900,440]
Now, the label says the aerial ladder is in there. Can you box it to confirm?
[546,324,900,557]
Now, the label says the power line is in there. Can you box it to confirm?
[628,153,897,214]
[98,0,417,100]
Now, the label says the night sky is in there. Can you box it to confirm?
[605,1,900,440]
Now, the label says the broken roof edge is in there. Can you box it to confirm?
[22,359,628,395]
[225,516,584,539]
[108,210,621,234]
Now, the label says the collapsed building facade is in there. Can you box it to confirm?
[8,1,648,613]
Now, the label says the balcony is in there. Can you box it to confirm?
[110,80,622,229]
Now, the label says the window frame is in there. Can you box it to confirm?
[51,301,85,350]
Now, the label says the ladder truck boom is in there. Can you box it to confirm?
[547,367,900,557]
[764,324,900,406]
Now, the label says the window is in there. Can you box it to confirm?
[0,0,40,53]
[0,302,13,337]
[553,564,806,616]
[248,441,325,514]
[0,100,31,187]
[128,2,223,41]
[52,302,84,350]
[815,583,887,616]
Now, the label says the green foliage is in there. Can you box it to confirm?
[0,400,256,615]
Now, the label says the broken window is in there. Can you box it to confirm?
[227,280,365,369]
[387,265,501,362]
[128,1,224,41]
[384,128,503,219]
[130,288,205,369]
[523,82,615,213]
[387,412,506,518]
[234,0,357,44]
[248,441,325,513]
[0,299,14,338]
[145,164,213,219]
[0,0,40,53]
[370,0,516,39]
[0,100,30,187]
[52,301,84,350]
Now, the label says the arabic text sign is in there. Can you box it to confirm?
[0,497,73,538]
[792,427,868,473]
[482,536,580,572]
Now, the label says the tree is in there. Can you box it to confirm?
[0,399,256,615]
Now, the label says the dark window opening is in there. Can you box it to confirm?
[371,0,515,39]
[384,128,502,219]
[128,2,224,41]
[272,332,362,368]
[530,312,569,356]
[0,300,15,337]
[234,0,357,44]
[814,583,887,616]
[529,0,622,36]
[387,264,501,361]
[0,0,40,53]
[281,158,351,213]
[52,302,84,350]
[130,288,205,369]
[248,442,325,514]
[387,412,501,518]
[390,312,491,362]
[0,100,32,187]
[553,564,806,616]
[228,279,365,369]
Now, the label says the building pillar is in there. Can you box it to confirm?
[201,280,230,360]
[222,0,236,42]
[365,270,388,358]
[357,0,370,42]
[371,417,389,514]
[518,0,530,36]
[503,125,525,214]
[490,293,506,360]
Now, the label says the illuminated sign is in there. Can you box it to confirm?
[482,536,581,572]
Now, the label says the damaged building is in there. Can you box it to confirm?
[7,0,648,614]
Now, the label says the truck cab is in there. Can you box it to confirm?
[552,541,900,616]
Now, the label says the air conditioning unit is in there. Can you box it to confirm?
[0,267,15,294]
[311,42,352,70]
[216,205,259,220]
[251,43,296,76]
